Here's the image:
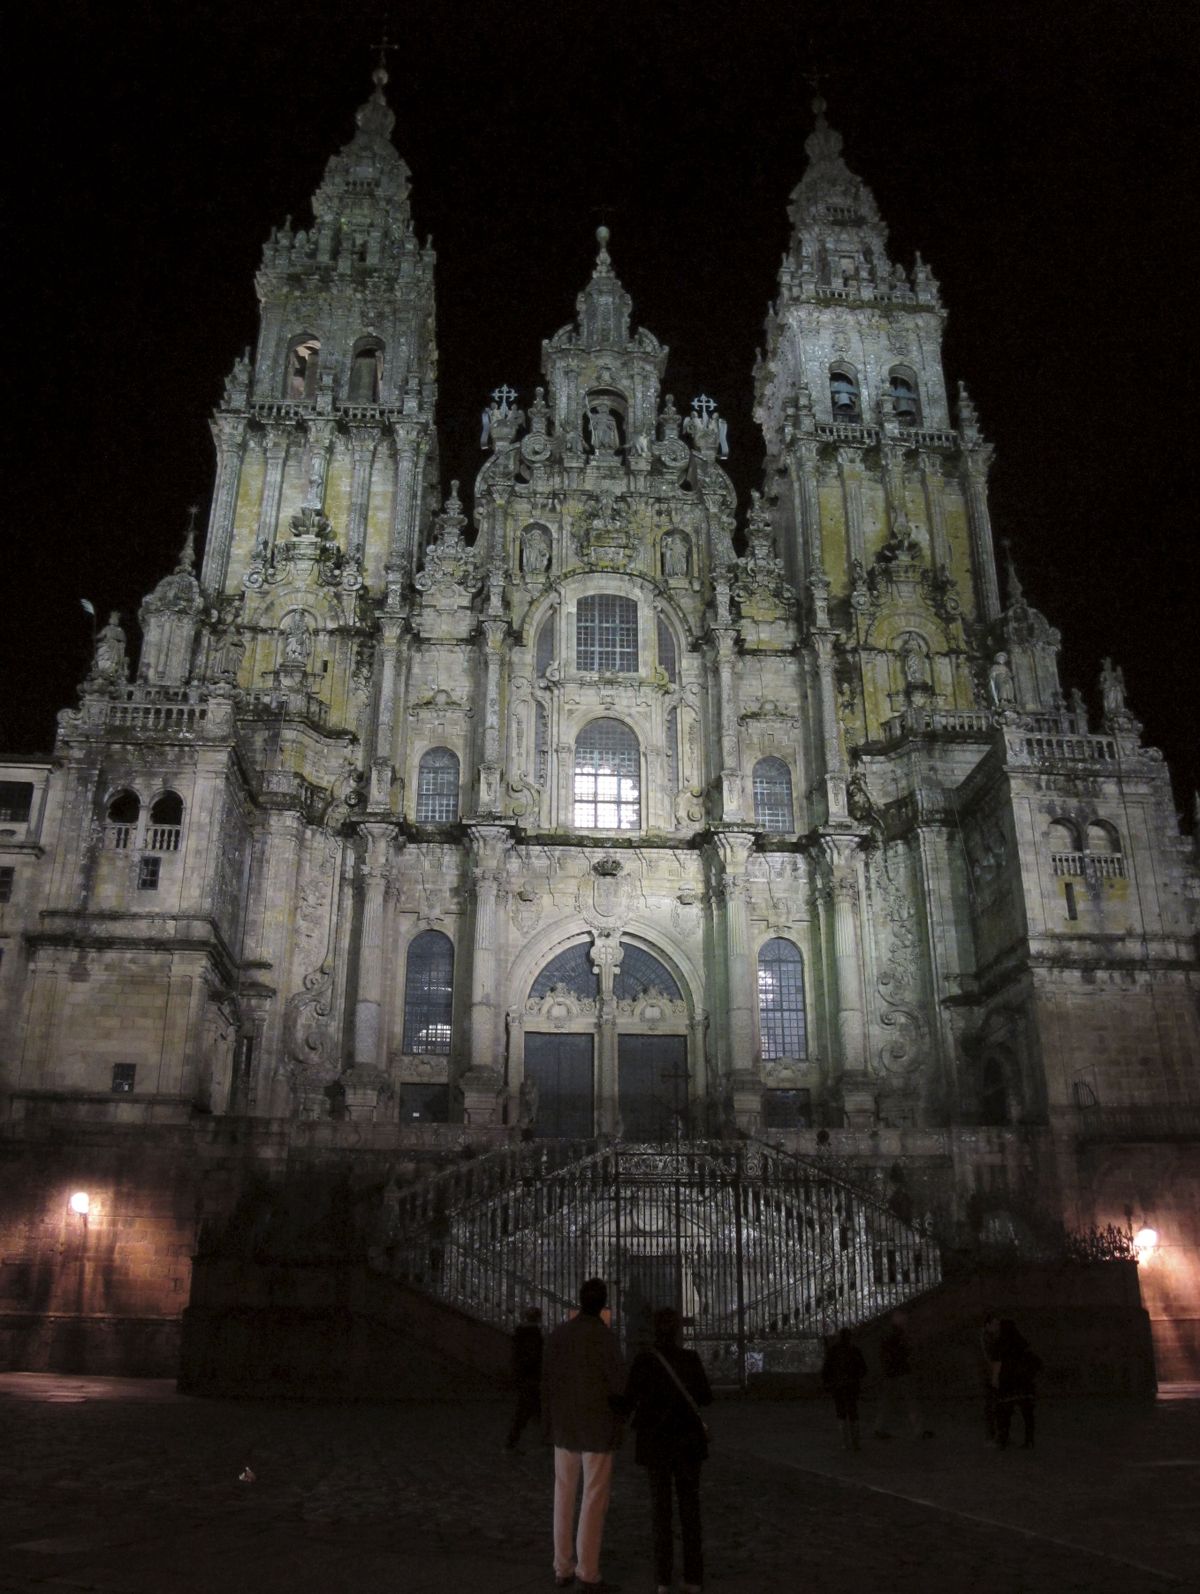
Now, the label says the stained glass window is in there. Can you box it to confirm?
[416,747,459,823]
[531,943,599,1001]
[403,930,454,1054]
[614,946,681,1001]
[753,757,794,833]
[577,595,638,673]
[574,718,640,830]
[758,937,807,1060]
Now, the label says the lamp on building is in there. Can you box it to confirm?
[1133,1226,1159,1260]
[68,1191,90,1216]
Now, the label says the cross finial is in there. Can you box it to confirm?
[492,384,517,414]
[691,394,717,420]
[370,25,397,86]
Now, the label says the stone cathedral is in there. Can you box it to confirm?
[1,69,1198,1375]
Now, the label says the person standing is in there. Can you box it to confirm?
[980,1312,1002,1444]
[621,1307,713,1594]
[822,1326,868,1451]
[874,1309,933,1441]
[542,1278,626,1590]
[505,1305,544,1453]
[994,1318,1039,1449]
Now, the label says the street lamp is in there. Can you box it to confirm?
[69,1191,90,1216]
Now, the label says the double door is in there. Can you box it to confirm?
[523,1031,687,1139]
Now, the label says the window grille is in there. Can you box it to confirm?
[111,1064,136,1094]
[758,938,807,1060]
[535,702,549,787]
[665,707,679,795]
[535,614,555,677]
[416,747,460,823]
[656,616,677,683]
[0,782,33,823]
[753,757,794,832]
[577,595,638,673]
[574,718,640,830]
[402,930,454,1054]
[137,856,161,891]
[0,866,14,903]
[531,943,599,1001]
[614,946,681,1001]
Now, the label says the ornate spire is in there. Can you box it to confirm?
[576,225,632,348]
[309,61,412,238]
[176,505,198,575]
[787,96,886,248]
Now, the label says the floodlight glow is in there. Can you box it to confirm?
[69,1191,90,1215]
[1134,1226,1158,1257]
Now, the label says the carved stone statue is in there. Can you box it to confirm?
[586,403,620,453]
[282,613,312,664]
[988,650,1017,710]
[521,524,551,576]
[1100,657,1128,722]
[901,635,930,692]
[91,612,128,685]
[662,532,691,578]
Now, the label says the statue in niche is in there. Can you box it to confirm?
[282,613,312,665]
[662,532,691,578]
[91,612,127,684]
[1100,657,1128,722]
[521,524,551,576]
[900,635,930,693]
[213,626,246,683]
[988,651,1017,710]
[586,403,620,453]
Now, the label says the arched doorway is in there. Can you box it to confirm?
[518,938,692,1138]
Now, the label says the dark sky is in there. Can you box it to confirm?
[8,1,1198,814]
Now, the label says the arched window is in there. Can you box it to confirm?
[758,938,807,1060]
[285,335,320,400]
[829,365,861,422]
[416,747,459,823]
[615,946,681,1001]
[574,718,640,830]
[577,595,638,673]
[1085,821,1126,879]
[889,367,922,427]
[147,792,183,853]
[535,613,556,678]
[348,338,383,403]
[1048,820,1082,876]
[106,790,140,851]
[402,930,454,1054]
[656,615,678,684]
[531,942,599,1001]
[753,757,794,833]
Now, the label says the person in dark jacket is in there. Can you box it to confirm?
[620,1306,713,1594]
[874,1309,933,1440]
[980,1312,1002,1444]
[994,1318,1039,1449]
[822,1327,868,1451]
[505,1305,544,1452]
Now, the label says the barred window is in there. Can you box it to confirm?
[753,757,794,833]
[416,747,459,823]
[758,937,807,1060]
[615,945,681,1001]
[656,616,677,683]
[665,707,679,795]
[535,613,555,678]
[577,595,638,673]
[531,942,599,1001]
[574,718,640,831]
[402,930,454,1054]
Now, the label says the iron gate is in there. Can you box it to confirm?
[384,1140,939,1384]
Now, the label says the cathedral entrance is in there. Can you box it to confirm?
[523,1033,594,1139]
[618,1034,688,1141]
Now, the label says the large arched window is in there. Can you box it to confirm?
[753,757,794,833]
[758,938,807,1060]
[106,790,140,851]
[347,337,384,403]
[829,364,861,422]
[415,747,459,823]
[577,595,638,673]
[285,334,320,400]
[1085,821,1125,878]
[574,718,640,830]
[402,930,455,1054]
[147,791,183,853]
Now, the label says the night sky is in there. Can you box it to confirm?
[8,1,1198,815]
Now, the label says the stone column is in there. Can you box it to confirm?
[477,619,507,816]
[202,414,247,592]
[789,437,823,582]
[346,428,378,560]
[808,575,847,822]
[590,931,624,1136]
[353,822,395,1071]
[881,445,909,536]
[713,832,758,1120]
[837,447,867,571]
[713,628,743,820]
[304,418,335,511]
[919,451,952,576]
[820,833,871,1120]
[961,448,1001,621]
[257,427,291,555]
[390,424,425,576]
[370,616,406,811]
[460,824,510,1126]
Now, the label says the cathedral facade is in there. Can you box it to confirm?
[2,70,1197,1349]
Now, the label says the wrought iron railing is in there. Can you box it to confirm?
[379,1139,940,1385]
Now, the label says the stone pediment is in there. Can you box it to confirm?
[525,985,598,1028]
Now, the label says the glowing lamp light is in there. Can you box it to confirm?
[1133,1226,1158,1258]
[69,1191,90,1216]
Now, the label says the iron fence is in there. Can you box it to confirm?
[380,1139,939,1385]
